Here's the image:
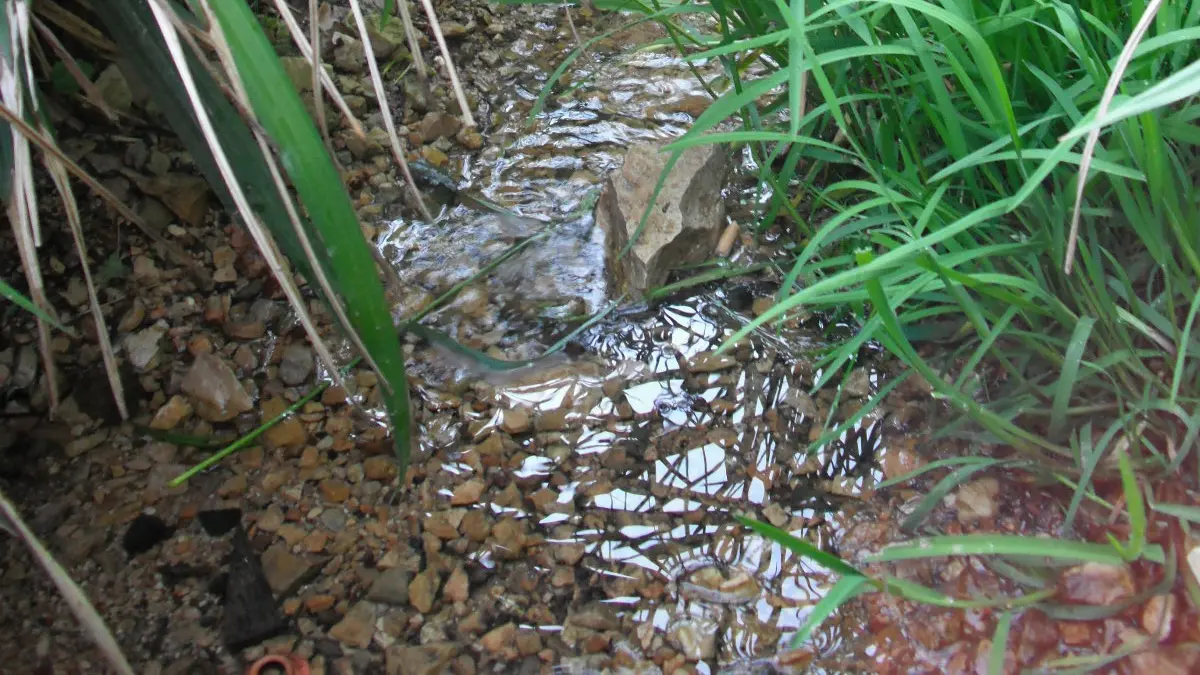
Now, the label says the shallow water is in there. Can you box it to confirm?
[373,7,893,671]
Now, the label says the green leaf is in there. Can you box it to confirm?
[791,575,871,647]
[206,0,413,474]
[0,277,71,333]
[736,515,862,577]
[872,534,1163,565]
[988,611,1013,675]
[1050,317,1095,438]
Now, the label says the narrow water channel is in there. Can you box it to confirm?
[375,6,894,671]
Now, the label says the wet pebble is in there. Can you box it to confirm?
[408,570,437,613]
[328,601,376,649]
[181,353,253,421]
[279,343,314,386]
[368,568,411,606]
[1059,562,1135,605]
[481,622,516,655]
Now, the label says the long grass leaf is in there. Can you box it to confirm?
[205,0,414,474]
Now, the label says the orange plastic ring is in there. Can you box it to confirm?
[246,653,311,675]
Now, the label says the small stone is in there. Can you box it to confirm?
[218,474,248,498]
[305,594,336,613]
[443,566,469,603]
[424,512,460,540]
[319,509,347,532]
[499,408,530,434]
[117,302,146,333]
[490,518,526,559]
[138,172,211,228]
[481,622,515,655]
[751,296,774,317]
[668,617,718,661]
[687,351,737,373]
[280,343,314,386]
[265,418,308,449]
[328,601,376,649]
[762,503,788,528]
[515,630,542,657]
[124,326,164,370]
[554,542,586,566]
[261,471,289,494]
[363,456,397,481]
[451,479,485,506]
[132,255,159,281]
[182,353,253,422]
[322,386,349,406]
[149,395,193,430]
[1059,562,1135,605]
[418,111,461,141]
[385,644,457,675]
[65,431,107,458]
[408,570,437,613]
[277,524,307,547]
[368,569,411,606]
[439,21,469,38]
[203,297,226,324]
[257,505,285,533]
[1143,594,1177,640]
[880,441,926,482]
[952,477,1000,523]
[225,318,267,341]
[261,543,316,596]
[842,367,871,398]
[460,511,490,542]
[420,145,449,168]
[320,479,350,503]
[96,64,133,114]
[299,446,320,469]
[455,128,483,150]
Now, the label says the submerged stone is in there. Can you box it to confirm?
[596,142,729,296]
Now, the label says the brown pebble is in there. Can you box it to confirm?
[305,594,336,613]
[409,570,437,613]
[461,511,491,542]
[451,479,485,505]
[298,446,320,469]
[363,456,397,481]
[443,566,469,603]
[320,479,351,503]
[322,385,349,405]
[500,408,531,434]
[481,622,516,655]
[515,630,542,657]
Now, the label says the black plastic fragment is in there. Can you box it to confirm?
[122,514,175,557]
[222,528,285,651]
[197,508,242,536]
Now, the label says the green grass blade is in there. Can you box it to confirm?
[208,0,413,474]
[872,534,1163,565]
[790,575,871,647]
[988,611,1013,675]
[0,277,71,333]
[736,515,862,577]
[1061,59,1200,141]
[1049,317,1096,438]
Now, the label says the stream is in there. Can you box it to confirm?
[376,6,893,672]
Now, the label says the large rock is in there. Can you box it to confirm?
[181,353,253,422]
[596,143,729,296]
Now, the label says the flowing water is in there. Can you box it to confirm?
[371,8,897,671]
